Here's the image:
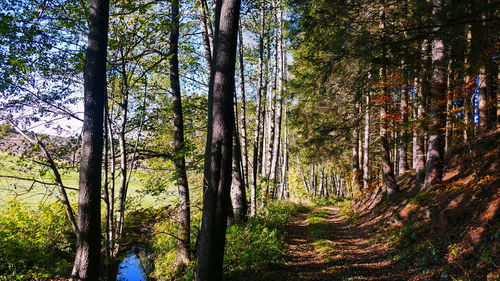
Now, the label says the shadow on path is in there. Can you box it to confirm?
[264,206,415,281]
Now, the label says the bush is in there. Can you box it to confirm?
[0,200,75,280]
[224,201,309,277]
[150,201,309,280]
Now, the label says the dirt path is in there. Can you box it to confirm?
[267,206,414,281]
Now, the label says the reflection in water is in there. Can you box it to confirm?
[116,246,149,281]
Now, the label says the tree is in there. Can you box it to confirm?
[71,0,109,279]
[196,0,241,280]
[169,0,192,270]
[423,0,447,190]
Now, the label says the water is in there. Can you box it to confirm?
[116,246,149,281]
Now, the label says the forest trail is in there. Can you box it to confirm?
[268,206,415,281]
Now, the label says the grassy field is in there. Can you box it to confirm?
[0,151,167,207]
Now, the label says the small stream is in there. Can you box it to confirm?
[116,244,153,281]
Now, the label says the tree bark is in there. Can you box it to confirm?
[230,92,247,224]
[352,101,361,190]
[399,80,409,174]
[363,92,370,190]
[196,0,241,279]
[230,120,247,224]
[170,0,192,270]
[72,0,109,279]
[423,0,447,190]
[238,25,250,196]
[250,1,266,216]
[416,39,431,186]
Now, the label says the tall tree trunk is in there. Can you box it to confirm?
[198,0,214,75]
[379,4,398,202]
[238,25,250,196]
[363,92,370,190]
[352,101,361,190]
[196,0,241,279]
[170,0,191,270]
[250,1,266,216]
[423,0,447,190]
[72,0,109,279]
[230,94,248,224]
[416,39,431,186]
[399,80,409,174]
[115,47,129,249]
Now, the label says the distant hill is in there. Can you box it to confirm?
[0,130,80,163]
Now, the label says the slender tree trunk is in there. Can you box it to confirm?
[251,2,266,216]
[196,0,241,279]
[238,25,250,195]
[363,92,370,190]
[445,59,453,153]
[72,0,109,279]
[379,4,398,202]
[352,101,361,190]
[115,50,129,247]
[198,0,213,75]
[399,81,409,174]
[230,94,247,224]
[423,0,447,190]
[170,0,191,269]
[416,39,431,186]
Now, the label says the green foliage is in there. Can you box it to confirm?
[337,199,359,223]
[224,202,309,277]
[0,200,74,280]
[151,208,200,280]
[0,124,10,136]
[314,196,348,207]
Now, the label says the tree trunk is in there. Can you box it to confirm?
[423,0,447,190]
[250,2,266,216]
[230,94,248,224]
[72,0,109,279]
[238,25,250,196]
[363,92,370,190]
[352,101,361,190]
[399,81,409,174]
[115,47,129,249]
[196,0,241,279]
[416,39,431,186]
[170,0,191,270]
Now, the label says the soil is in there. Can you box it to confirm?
[264,206,415,281]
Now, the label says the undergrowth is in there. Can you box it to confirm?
[152,201,310,280]
[225,201,310,280]
[0,200,74,281]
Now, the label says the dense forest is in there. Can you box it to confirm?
[0,0,498,280]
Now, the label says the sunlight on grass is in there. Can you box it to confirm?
[0,152,158,207]
[306,209,336,261]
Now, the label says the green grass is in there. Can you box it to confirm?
[306,209,336,260]
[0,151,158,207]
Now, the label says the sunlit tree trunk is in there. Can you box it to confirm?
[363,92,370,190]
[352,101,361,190]
[72,0,109,279]
[399,78,409,174]
[251,1,266,216]
[230,94,247,224]
[170,0,191,269]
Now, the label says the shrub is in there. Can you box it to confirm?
[224,201,309,279]
[0,200,75,280]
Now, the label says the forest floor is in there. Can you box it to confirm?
[261,206,416,281]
